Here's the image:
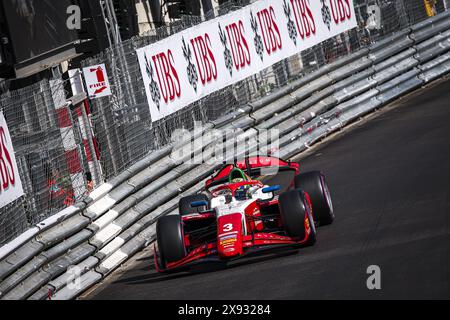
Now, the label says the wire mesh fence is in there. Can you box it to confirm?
[0,77,93,244]
[0,0,447,245]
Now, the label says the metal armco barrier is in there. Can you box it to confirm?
[1,11,450,300]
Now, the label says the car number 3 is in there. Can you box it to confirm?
[223,223,233,232]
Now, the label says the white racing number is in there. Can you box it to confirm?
[223,223,233,232]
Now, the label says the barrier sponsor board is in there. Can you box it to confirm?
[83,64,112,99]
[137,0,357,122]
[0,112,24,207]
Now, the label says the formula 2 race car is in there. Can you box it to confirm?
[154,157,334,272]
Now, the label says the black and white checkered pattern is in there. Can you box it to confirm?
[219,23,234,76]
[283,0,298,45]
[250,11,264,62]
[145,54,161,110]
[321,0,332,31]
[182,37,199,92]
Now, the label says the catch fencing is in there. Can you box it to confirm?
[0,3,449,300]
[77,0,450,182]
[0,0,447,245]
[0,79,97,245]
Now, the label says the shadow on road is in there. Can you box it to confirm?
[115,249,300,286]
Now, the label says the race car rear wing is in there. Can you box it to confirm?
[205,157,299,190]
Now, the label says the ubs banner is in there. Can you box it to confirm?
[0,112,24,208]
[137,0,357,122]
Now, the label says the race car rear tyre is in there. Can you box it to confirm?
[295,171,334,226]
[305,195,317,245]
[156,215,187,268]
[279,189,315,244]
[179,194,209,215]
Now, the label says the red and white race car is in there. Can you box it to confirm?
[155,156,334,272]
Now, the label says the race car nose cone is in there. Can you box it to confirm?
[217,213,243,258]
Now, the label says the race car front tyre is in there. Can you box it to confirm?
[295,171,335,226]
[156,215,187,268]
[279,189,316,244]
[179,194,209,215]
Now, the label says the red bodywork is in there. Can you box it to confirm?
[155,156,313,273]
[205,157,300,187]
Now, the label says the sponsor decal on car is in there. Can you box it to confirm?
[220,238,237,246]
[224,248,236,253]
[220,234,238,241]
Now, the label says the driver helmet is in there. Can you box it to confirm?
[229,167,250,183]
[235,185,251,200]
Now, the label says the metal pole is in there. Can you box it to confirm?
[101,0,136,107]
[103,0,122,44]
[80,100,103,186]
[99,0,113,48]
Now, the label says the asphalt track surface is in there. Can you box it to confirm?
[87,78,450,300]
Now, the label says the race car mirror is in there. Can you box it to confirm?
[262,185,281,194]
[190,200,209,208]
